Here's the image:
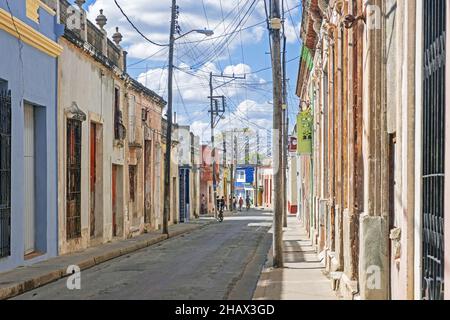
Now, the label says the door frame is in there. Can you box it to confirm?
[414,0,424,300]
[444,0,450,301]
[90,123,96,238]
[24,103,36,256]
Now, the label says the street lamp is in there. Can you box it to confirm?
[175,29,214,40]
[162,0,213,235]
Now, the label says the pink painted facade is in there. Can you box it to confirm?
[200,145,220,213]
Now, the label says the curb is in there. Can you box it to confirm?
[0,221,213,300]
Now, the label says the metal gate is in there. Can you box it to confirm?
[0,89,11,258]
[422,0,446,300]
[67,119,82,240]
[179,169,186,223]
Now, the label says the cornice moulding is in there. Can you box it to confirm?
[0,7,62,57]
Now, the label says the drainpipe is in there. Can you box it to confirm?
[123,51,128,74]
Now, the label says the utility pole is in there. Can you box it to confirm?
[270,0,284,268]
[223,132,227,208]
[162,0,177,235]
[245,131,250,165]
[209,72,218,219]
[232,133,237,211]
[255,130,260,207]
[281,1,288,228]
[209,73,245,218]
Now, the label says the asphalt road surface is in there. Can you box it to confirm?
[13,209,273,300]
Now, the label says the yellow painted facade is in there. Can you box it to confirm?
[0,6,62,57]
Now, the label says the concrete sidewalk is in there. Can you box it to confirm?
[0,219,213,300]
[253,216,337,300]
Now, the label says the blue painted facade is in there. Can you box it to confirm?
[0,0,63,272]
[179,167,190,223]
[234,166,256,201]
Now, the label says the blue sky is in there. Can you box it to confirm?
[73,0,302,144]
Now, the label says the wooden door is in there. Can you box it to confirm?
[90,123,96,238]
[112,165,117,237]
[144,140,152,224]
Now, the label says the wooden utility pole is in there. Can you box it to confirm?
[223,132,227,208]
[255,130,260,207]
[233,133,238,210]
[209,72,218,218]
[209,74,244,217]
[162,0,177,235]
[282,20,288,228]
[270,0,284,268]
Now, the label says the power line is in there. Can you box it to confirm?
[189,0,258,70]
[201,0,210,29]
[114,0,168,47]
[128,46,168,67]
[287,2,301,43]
[179,21,266,45]
[173,66,193,124]
[178,3,299,45]
[175,0,254,65]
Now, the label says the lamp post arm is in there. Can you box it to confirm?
[174,30,195,41]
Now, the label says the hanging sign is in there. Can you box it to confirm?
[297,108,312,155]
[288,136,298,153]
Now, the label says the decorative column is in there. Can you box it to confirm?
[359,0,389,300]
[112,27,125,71]
[95,9,108,56]
[75,0,87,41]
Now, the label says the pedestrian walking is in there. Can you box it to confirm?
[201,194,206,215]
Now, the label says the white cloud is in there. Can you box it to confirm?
[81,0,301,147]
[85,0,272,61]
[137,62,268,104]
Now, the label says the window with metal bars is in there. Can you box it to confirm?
[67,119,82,240]
[422,0,446,301]
[129,165,137,203]
[114,87,126,141]
[0,87,11,258]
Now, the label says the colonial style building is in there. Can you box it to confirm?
[295,0,449,300]
[200,144,220,214]
[176,125,201,222]
[56,0,166,254]
[127,78,165,234]
[161,118,180,226]
[0,0,63,272]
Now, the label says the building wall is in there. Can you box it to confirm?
[127,85,164,234]
[385,0,417,300]
[160,137,179,226]
[0,0,62,272]
[192,135,201,217]
[57,38,128,254]
[259,167,273,209]
[287,155,298,214]
[296,0,450,300]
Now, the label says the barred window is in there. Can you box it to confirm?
[0,87,11,258]
[129,165,137,202]
[66,119,82,239]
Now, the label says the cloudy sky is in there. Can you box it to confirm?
[72,0,302,149]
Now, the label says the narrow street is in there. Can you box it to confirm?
[13,209,273,300]
[1,0,448,304]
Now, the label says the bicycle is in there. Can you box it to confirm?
[218,208,224,222]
